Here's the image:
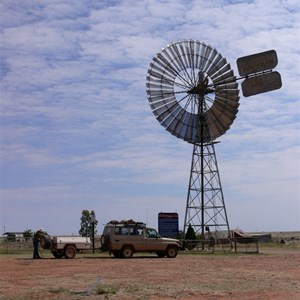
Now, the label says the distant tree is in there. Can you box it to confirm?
[23,229,33,242]
[79,210,98,238]
[184,224,197,250]
[185,224,197,240]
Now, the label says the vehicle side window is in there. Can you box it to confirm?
[147,229,159,238]
[137,228,144,236]
[129,228,134,235]
[115,227,129,235]
[129,226,144,236]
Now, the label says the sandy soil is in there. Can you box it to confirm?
[0,248,299,300]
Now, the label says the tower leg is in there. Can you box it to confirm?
[183,141,231,244]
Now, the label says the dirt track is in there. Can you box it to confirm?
[0,248,299,300]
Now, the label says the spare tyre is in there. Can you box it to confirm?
[100,235,110,251]
[40,234,51,249]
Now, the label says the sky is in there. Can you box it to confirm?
[0,0,299,236]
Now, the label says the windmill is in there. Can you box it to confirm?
[146,40,282,243]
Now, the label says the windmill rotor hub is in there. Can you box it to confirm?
[187,71,212,95]
[187,81,214,95]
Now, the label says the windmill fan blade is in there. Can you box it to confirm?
[146,40,240,143]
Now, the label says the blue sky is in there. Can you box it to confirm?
[0,0,299,235]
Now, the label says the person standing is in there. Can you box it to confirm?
[33,229,43,259]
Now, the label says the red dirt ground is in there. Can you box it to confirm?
[0,248,299,300]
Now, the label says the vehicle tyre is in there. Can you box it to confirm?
[52,252,64,259]
[100,235,110,251]
[64,245,76,259]
[121,246,133,258]
[40,235,51,249]
[166,246,178,258]
[112,250,121,258]
[156,251,166,258]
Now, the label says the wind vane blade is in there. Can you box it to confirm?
[237,50,278,76]
[241,71,282,97]
[237,50,282,97]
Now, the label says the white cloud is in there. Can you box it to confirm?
[1,0,299,234]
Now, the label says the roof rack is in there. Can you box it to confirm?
[108,219,146,226]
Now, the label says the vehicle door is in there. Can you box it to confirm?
[146,228,165,251]
[127,225,145,251]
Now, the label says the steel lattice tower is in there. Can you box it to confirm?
[183,140,230,240]
[183,94,230,241]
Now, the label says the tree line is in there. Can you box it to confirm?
[9,210,98,241]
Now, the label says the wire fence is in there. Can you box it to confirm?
[180,237,259,254]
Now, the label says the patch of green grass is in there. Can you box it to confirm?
[96,284,119,295]
[0,292,41,300]
[48,287,66,294]
[125,284,140,293]
[0,249,32,255]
